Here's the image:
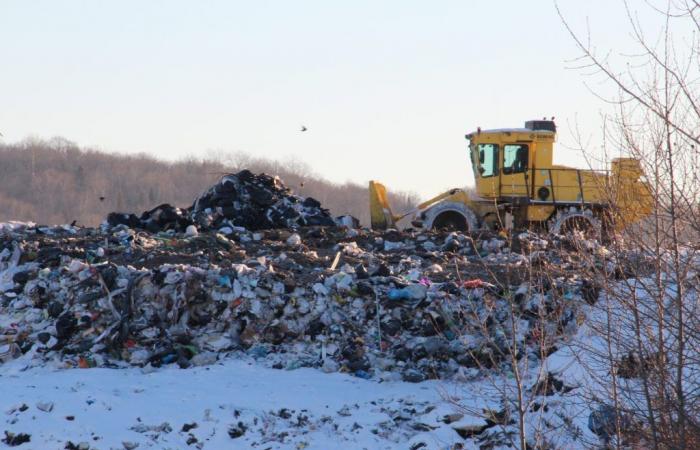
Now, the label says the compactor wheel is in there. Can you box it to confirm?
[425,202,479,232]
[548,207,602,240]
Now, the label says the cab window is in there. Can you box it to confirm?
[503,144,528,174]
[477,144,498,178]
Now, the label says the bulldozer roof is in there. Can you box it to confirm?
[467,120,557,137]
[473,127,551,134]
[465,128,556,140]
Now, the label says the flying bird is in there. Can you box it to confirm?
[99,196,105,202]
[300,125,307,132]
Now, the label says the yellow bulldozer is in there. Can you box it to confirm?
[369,119,652,238]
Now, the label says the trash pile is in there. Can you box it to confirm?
[0,217,606,384]
[1,171,617,383]
[1,171,669,449]
[107,170,335,233]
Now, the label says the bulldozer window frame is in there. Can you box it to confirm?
[502,144,528,175]
[477,143,499,178]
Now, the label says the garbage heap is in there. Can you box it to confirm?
[0,218,613,383]
[106,170,336,233]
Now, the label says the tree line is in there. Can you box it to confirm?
[0,137,419,227]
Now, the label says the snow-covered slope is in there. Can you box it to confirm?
[1,358,470,450]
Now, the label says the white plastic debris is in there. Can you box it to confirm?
[384,241,404,251]
[286,233,302,246]
[36,401,54,412]
[185,225,199,237]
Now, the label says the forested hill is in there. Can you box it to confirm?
[0,137,418,227]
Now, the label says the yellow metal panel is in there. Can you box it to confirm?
[369,181,393,229]
[610,158,653,230]
[533,140,553,169]
[527,205,555,222]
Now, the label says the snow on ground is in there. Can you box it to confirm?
[1,357,472,450]
[1,349,603,450]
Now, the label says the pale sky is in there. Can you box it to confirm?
[0,1,663,197]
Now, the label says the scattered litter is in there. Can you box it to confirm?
[0,216,602,383]
[2,431,30,447]
[35,401,54,413]
[0,169,631,448]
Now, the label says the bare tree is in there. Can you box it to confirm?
[558,1,700,447]
[0,139,419,227]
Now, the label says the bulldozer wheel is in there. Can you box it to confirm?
[425,202,478,232]
[433,212,467,231]
[548,207,602,240]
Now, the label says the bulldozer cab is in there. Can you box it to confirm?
[467,121,556,201]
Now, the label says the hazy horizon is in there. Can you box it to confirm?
[1,1,665,197]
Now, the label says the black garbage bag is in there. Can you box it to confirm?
[106,170,336,233]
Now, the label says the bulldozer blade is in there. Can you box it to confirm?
[369,181,395,230]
